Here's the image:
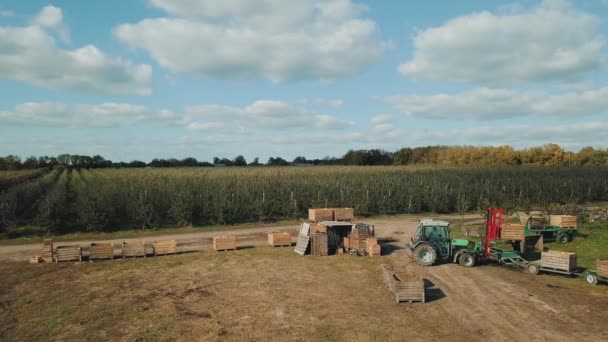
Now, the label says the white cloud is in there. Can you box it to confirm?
[115,0,385,82]
[0,10,13,17]
[370,114,393,124]
[383,86,608,120]
[184,100,353,130]
[0,100,352,132]
[0,102,176,128]
[29,5,69,42]
[400,0,605,85]
[315,98,344,109]
[0,6,151,95]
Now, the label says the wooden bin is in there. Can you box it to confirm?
[334,208,354,221]
[89,242,114,261]
[597,258,608,278]
[501,223,525,241]
[268,232,292,247]
[308,208,334,222]
[154,240,177,256]
[54,245,82,263]
[311,233,328,256]
[311,223,327,234]
[381,265,424,303]
[41,239,53,263]
[541,251,577,272]
[213,236,237,251]
[122,241,146,258]
[350,231,371,252]
[29,256,41,264]
[549,215,577,229]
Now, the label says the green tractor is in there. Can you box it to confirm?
[409,219,482,267]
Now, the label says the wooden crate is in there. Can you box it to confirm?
[549,215,577,229]
[268,232,292,247]
[213,236,237,251]
[597,258,608,278]
[311,223,328,234]
[368,244,381,257]
[41,239,53,263]
[350,231,371,252]
[29,256,41,264]
[89,242,114,261]
[381,265,424,303]
[501,223,525,240]
[334,208,354,221]
[122,241,146,258]
[54,245,82,263]
[343,237,351,250]
[541,251,577,272]
[153,240,177,256]
[308,208,334,222]
[311,234,328,256]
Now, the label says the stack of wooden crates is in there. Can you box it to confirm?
[308,208,354,222]
[366,238,381,257]
[41,239,53,263]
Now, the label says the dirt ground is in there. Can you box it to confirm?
[1,214,607,341]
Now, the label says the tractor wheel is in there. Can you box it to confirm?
[458,253,476,267]
[414,245,437,266]
[586,273,598,285]
[557,234,569,244]
[527,264,540,275]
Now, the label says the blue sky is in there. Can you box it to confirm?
[1,0,608,162]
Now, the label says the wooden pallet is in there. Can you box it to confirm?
[268,232,292,247]
[54,245,82,263]
[89,242,114,261]
[213,236,237,251]
[122,241,146,258]
[311,234,328,256]
[597,258,608,278]
[541,251,577,272]
[154,240,177,256]
[501,223,525,240]
[41,239,53,263]
[308,208,334,222]
[294,235,311,255]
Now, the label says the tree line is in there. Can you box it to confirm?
[2,144,608,170]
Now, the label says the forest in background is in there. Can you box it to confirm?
[2,144,608,170]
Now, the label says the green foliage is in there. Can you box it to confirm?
[2,166,608,234]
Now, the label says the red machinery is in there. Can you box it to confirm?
[484,208,504,257]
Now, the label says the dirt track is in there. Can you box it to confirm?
[1,214,607,341]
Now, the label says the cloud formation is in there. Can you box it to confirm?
[0,6,151,95]
[115,0,385,82]
[383,87,608,120]
[400,0,605,85]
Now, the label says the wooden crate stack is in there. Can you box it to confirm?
[501,223,525,240]
[122,241,146,258]
[268,232,292,247]
[311,223,328,234]
[213,236,237,251]
[350,230,371,252]
[549,215,577,229]
[366,238,381,257]
[541,250,577,272]
[597,258,608,278]
[89,242,114,261]
[308,208,334,222]
[334,208,354,221]
[311,234,328,256]
[54,245,82,263]
[381,265,425,303]
[153,240,177,256]
[41,239,53,263]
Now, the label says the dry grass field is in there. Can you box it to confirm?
[1,215,608,341]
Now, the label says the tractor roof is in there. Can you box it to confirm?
[420,219,450,227]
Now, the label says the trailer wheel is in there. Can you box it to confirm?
[458,253,476,267]
[527,264,540,275]
[557,234,569,244]
[586,273,598,285]
[414,245,437,266]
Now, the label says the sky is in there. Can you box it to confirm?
[1,0,608,162]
